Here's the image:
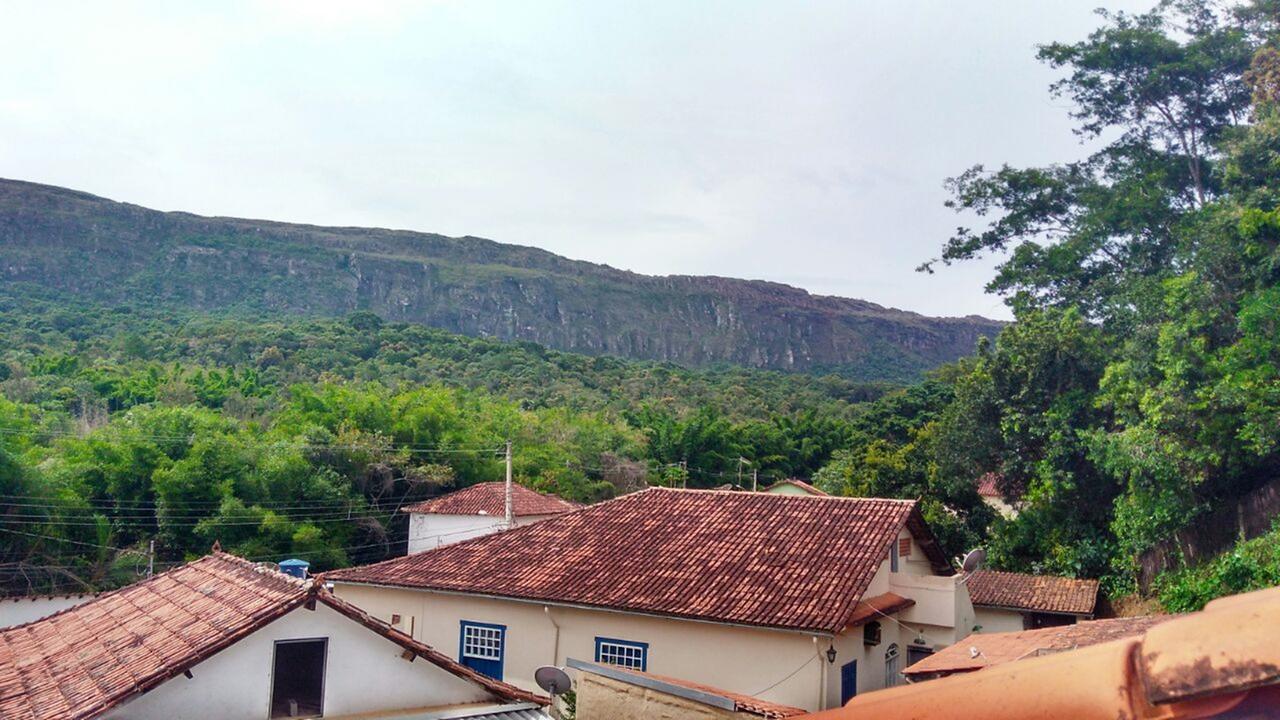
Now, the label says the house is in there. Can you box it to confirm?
[403,481,579,553]
[0,551,547,720]
[568,658,806,719]
[966,570,1098,632]
[793,586,1280,720]
[0,592,97,628]
[901,614,1173,681]
[974,473,1016,518]
[328,487,977,712]
[762,479,829,497]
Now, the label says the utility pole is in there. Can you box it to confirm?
[752,468,758,492]
[504,440,514,529]
[680,459,687,489]
[147,539,155,578]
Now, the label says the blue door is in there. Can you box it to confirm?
[459,621,505,681]
[840,660,857,703]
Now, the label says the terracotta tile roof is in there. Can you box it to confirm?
[574,660,806,718]
[764,479,830,496]
[966,570,1098,616]
[975,473,1001,498]
[0,552,543,720]
[796,587,1280,720]
[401,482,579,517]
[843,592,915,629]
[331,488,952,633]
[903,615,1175,677]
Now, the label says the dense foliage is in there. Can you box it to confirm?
[915,0,1280,597]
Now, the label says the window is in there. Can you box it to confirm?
[459,621,505,680]
[898,537,912,558]
[884,643,902,688]
[594,637,648,671]
[270,638,327,719]
[890,542,899,573]
[907,643,934,667]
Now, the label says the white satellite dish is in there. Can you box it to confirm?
[535,666,572,696]
[961,548,987,574]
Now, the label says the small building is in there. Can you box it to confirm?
[974,473,1017,518]
[0,592,96,628]
[762,479,829,497]
[901,614,1174,681]
[0,552,547,720]
[966,570,1099,632]
[329,488,976,712]
[402,481,579,553]
[569,657,806,719]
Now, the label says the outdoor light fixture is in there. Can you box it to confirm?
[826,643,838,664]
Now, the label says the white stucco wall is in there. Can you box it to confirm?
[407,513,557,554]
[334,529,966,711]
[102,603,497,720]
[973,607,1028,634]
[0,595,94,628]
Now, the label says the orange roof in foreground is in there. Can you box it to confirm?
[401,481,579,517]
[0,553,543,720]
[904,615,1174,677]
[797,585,1280,720]
[331,488,952,633]
[966,569,1099,616]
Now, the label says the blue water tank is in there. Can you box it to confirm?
[279,559,310,578]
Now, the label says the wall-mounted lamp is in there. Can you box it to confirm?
[826,643,838,664]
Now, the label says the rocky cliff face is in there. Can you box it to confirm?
[0,178,1001,380]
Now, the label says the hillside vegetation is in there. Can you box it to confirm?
[0,179,999,382]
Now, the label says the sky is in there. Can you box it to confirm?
[0,1,1156,320]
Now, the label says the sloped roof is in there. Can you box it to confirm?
[569,658,806,718]
[401,482,579,517]
[903,615,1175,677]
[796,588,1280,720]
[330,488,951,633]
[843,592,916,629]
[763,479,830,496]
[975,473,1001,498]
[966,570,1099,616]
[0,553,543,720]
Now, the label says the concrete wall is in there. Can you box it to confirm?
[334,529,968,711]
[973,608,1026,634]
[407,513,556,553]
[575,670,766,720]
[0,594,94,628]
[102,603,496,720]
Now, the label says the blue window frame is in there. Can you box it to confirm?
[594,636,648,671]
[459,621,505,681]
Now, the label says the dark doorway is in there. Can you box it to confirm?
[271,638,327,718]
[840,659,857,704]
[907,643,934,667]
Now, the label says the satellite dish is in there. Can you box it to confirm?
[535,666,572,696]
[961,548,987,574]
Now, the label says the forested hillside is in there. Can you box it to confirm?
[4,0,1280,610]
[0,178,999,382]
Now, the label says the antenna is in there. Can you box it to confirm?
[534,665,572,696]
[960,548,987,579]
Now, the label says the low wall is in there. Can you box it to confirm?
[1137,478,1280,593]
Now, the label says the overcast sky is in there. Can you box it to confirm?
[1,1,1157,320]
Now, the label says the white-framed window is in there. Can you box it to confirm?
[461,622,504,661]
[595,637,648,671]
[885,643,902,688]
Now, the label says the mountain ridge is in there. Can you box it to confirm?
[0,177,1001,380]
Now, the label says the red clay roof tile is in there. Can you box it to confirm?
[0,553,542,720]
[903,615,1175,677]
[330,487,951,633]
[966,570,1099,616]
[401,482,579,517]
